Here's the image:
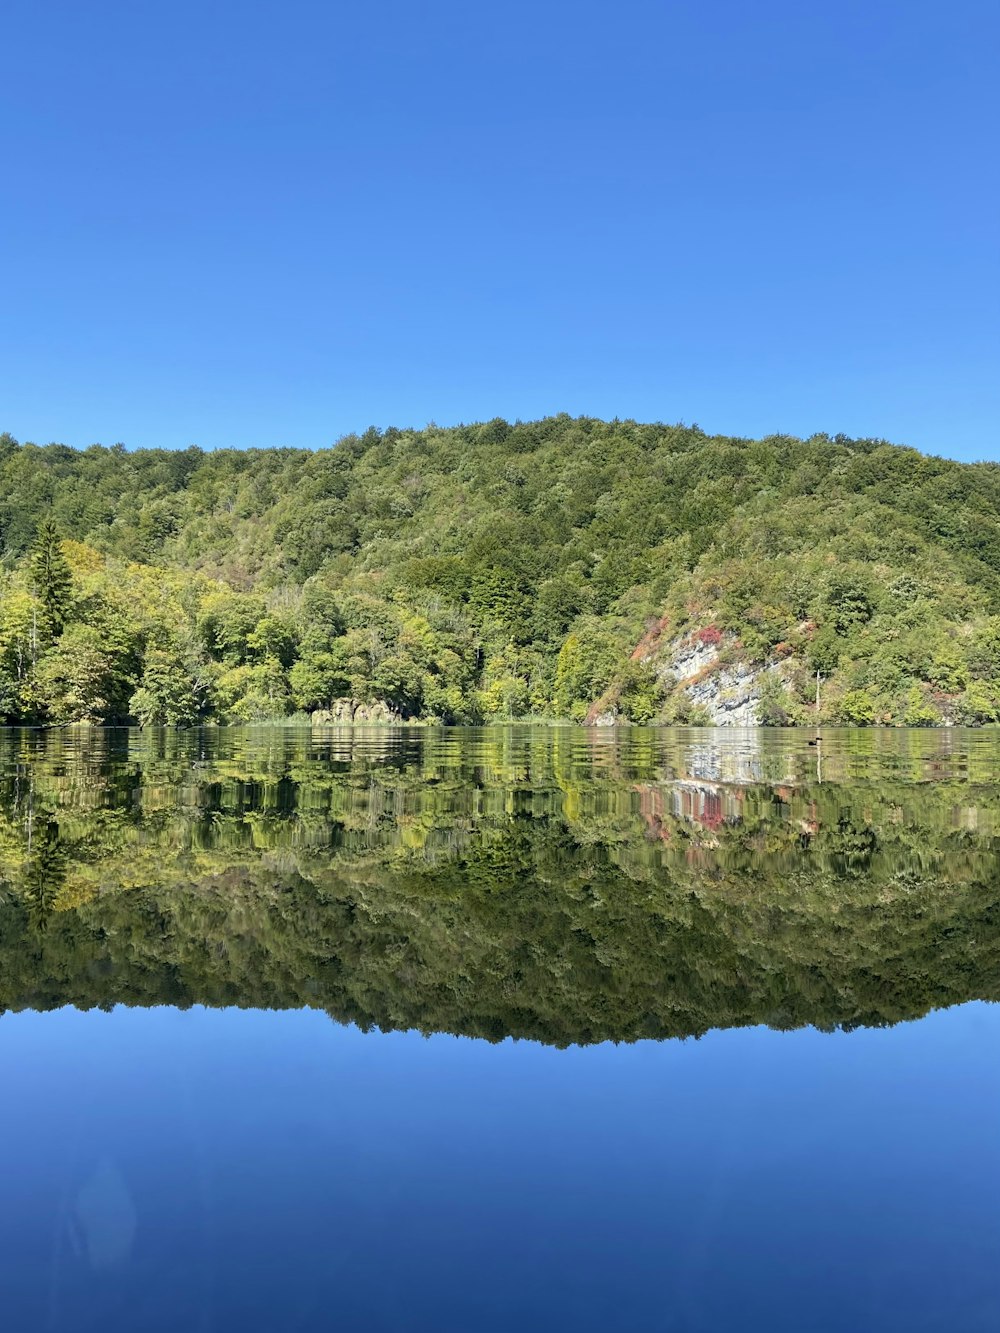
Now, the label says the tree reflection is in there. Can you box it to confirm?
[22,821,65,933]
[1,726,999,1043]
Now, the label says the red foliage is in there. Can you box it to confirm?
[630,615,670,662]
[696,625,723,646]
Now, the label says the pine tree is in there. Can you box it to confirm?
[29,518,73,637]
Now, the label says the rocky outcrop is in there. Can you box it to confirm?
[654,631,791,727]
[660,633,722,683]
[589,710,619,728]
[311,698,404,726]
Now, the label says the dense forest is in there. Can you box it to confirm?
[2,728,999,1041]
[3,417,1000,726]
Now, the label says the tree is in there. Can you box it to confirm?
[247,614,299,668]
[902,684,940,726]
[216,658,291,721]
[289,651,352,712]
[0,586,41,718]
[617,661,665,723]
[955,681,999,725]
[129,644,214,726]
[35,624,117,722]
[478,644,532,720]
[553,626,624,721]
[839,689,878,726]
[29,519,73,637]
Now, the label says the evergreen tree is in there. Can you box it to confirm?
[29,518,73,636]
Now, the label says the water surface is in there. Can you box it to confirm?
[1,726,998,1330]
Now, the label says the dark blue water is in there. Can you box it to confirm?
[1,726,998,1331]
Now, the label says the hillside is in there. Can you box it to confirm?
[2,416,1000,726]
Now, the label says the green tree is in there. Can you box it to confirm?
[216,658,291,721]
[902,685,940,726]
[130,644,213,725]
[35,624,117,722]
[247,614,299,668]
[617,661,664,723]
[289,651,352,712]
[3,416,1000,728]
[29,519,73,637]
[955,681,999,725]
[839,689,878,726]
[553,626,623,721]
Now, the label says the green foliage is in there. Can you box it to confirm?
[34,624,119,722]
[0,586,39,720]
[289,651,351,712]
[129,643,213,726]
[554,625,624,721]
[756,672,798,726]
[2,418,1000,725]
[955,681,1000,725]
[616,661,664,723]
[823,570,875,633]
[197,588,266,664]
[29,519,73,636]
[477,643,533,720]
[967,619,1000,680]
[839,689,878,726]
[216,658,291,722]
[247,614,299,667]
[902,684,940,727]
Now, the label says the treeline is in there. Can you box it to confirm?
[4,418,1000,725]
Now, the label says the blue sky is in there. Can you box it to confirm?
[1,0,997,458]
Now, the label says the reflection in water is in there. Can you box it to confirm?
[1,725,999,1042]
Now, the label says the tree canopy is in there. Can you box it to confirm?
[3,417,1000,725]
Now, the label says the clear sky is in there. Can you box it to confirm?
[2,0,997,458]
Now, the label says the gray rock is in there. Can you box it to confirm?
[590,710,620,727]
[311,698,404,726]
[653,633,791,727]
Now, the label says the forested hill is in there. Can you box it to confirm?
[2,416,1000,727]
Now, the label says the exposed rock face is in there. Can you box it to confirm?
[311,698,404,726]
[660,635,722,683]
[654,633,790,727]
[589,710,619,728]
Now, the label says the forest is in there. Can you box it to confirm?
[3,416,1000,726]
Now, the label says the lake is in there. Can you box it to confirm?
[1,726,998,1331]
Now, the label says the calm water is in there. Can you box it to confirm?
[1,726,998,1331]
